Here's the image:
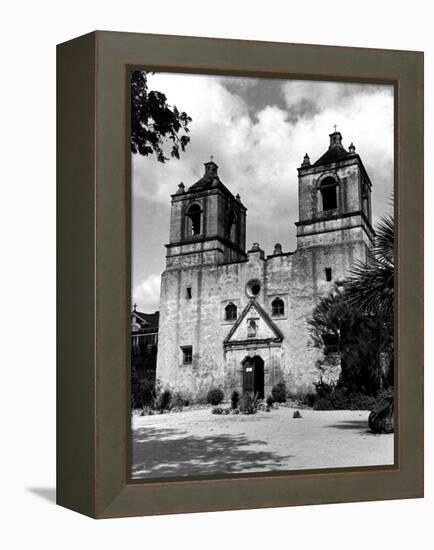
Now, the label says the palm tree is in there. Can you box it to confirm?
[345,214,394,318]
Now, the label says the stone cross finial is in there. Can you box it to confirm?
[133,303,137,311]
[329,128,343,148]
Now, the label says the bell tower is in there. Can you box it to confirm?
[165,160,247,268]
[295,130,375,280]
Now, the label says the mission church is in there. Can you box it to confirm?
[155,130,375,399]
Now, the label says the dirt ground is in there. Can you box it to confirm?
[131,406,394,479]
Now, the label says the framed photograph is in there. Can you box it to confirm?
[57,31,423,518]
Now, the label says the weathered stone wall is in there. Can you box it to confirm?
[156,223,370,400]
[298,159,370,222]
[156,146,375,401]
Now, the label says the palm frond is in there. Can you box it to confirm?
[345,257,394,317]
[343,212,394,318]
[374,214,394,265]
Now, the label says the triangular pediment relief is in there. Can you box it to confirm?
[224,299,283,346]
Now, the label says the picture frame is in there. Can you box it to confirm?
[57,31,423,518]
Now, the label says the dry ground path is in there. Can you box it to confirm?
[131,406,394,479]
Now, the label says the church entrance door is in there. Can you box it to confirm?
[241,355,264,399]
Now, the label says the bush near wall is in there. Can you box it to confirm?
[207,388,224,406]
[271,382,287,403]
[157,389,173,411]
[230,390,240,409]
[241,391,258,414]
[314,390,377,410]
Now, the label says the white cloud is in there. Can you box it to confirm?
[132,73,394,309]
[133,274,161,312]
[282,80,369,115]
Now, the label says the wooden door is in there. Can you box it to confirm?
[243,359,255,393]
[254,358,264,399]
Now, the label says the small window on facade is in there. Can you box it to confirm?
[320,177,338,211]
[181,346,193,364]
[246,279,261,298]
[225,302,237,321]
[186,287,192,299]
[325,267,332,282]
[187,204,202,236]
[272,297,285,316]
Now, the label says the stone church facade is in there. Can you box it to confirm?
[156,131,375,399]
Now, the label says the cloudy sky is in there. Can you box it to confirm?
[132,72,394,312]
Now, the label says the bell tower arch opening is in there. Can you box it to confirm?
[320,176,338,211]
[165,159,248,267]
[186,203,202,236]
[296,130,375,251]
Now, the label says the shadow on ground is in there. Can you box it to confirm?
[132,426,292,478]
[325,419,372,433]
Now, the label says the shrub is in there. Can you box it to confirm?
[131,370,157,410]
[207,388,224,406]
[302,392,317,408]
[288,391,317,408]
[140,405,154,416]
[314,379,334,397]
[308,288,392,397]
[266,395,275,407]
[377,387,394,401]
[368,390,394,433]
[171,391,191,410]
[171,392,182,410]
[231,390,240,409]
[194,391,209,405]
[141,378,157,407]
[314,389,377,411]
[271,382,287,403]
[211,406,225,415]
[241,391,258,414]
[157,389,172,412]
[293,410,302,419]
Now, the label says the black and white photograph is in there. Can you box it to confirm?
[4,0,429,542]
[130,71,395,479]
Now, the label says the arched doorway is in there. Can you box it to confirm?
[241,355,264,399]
